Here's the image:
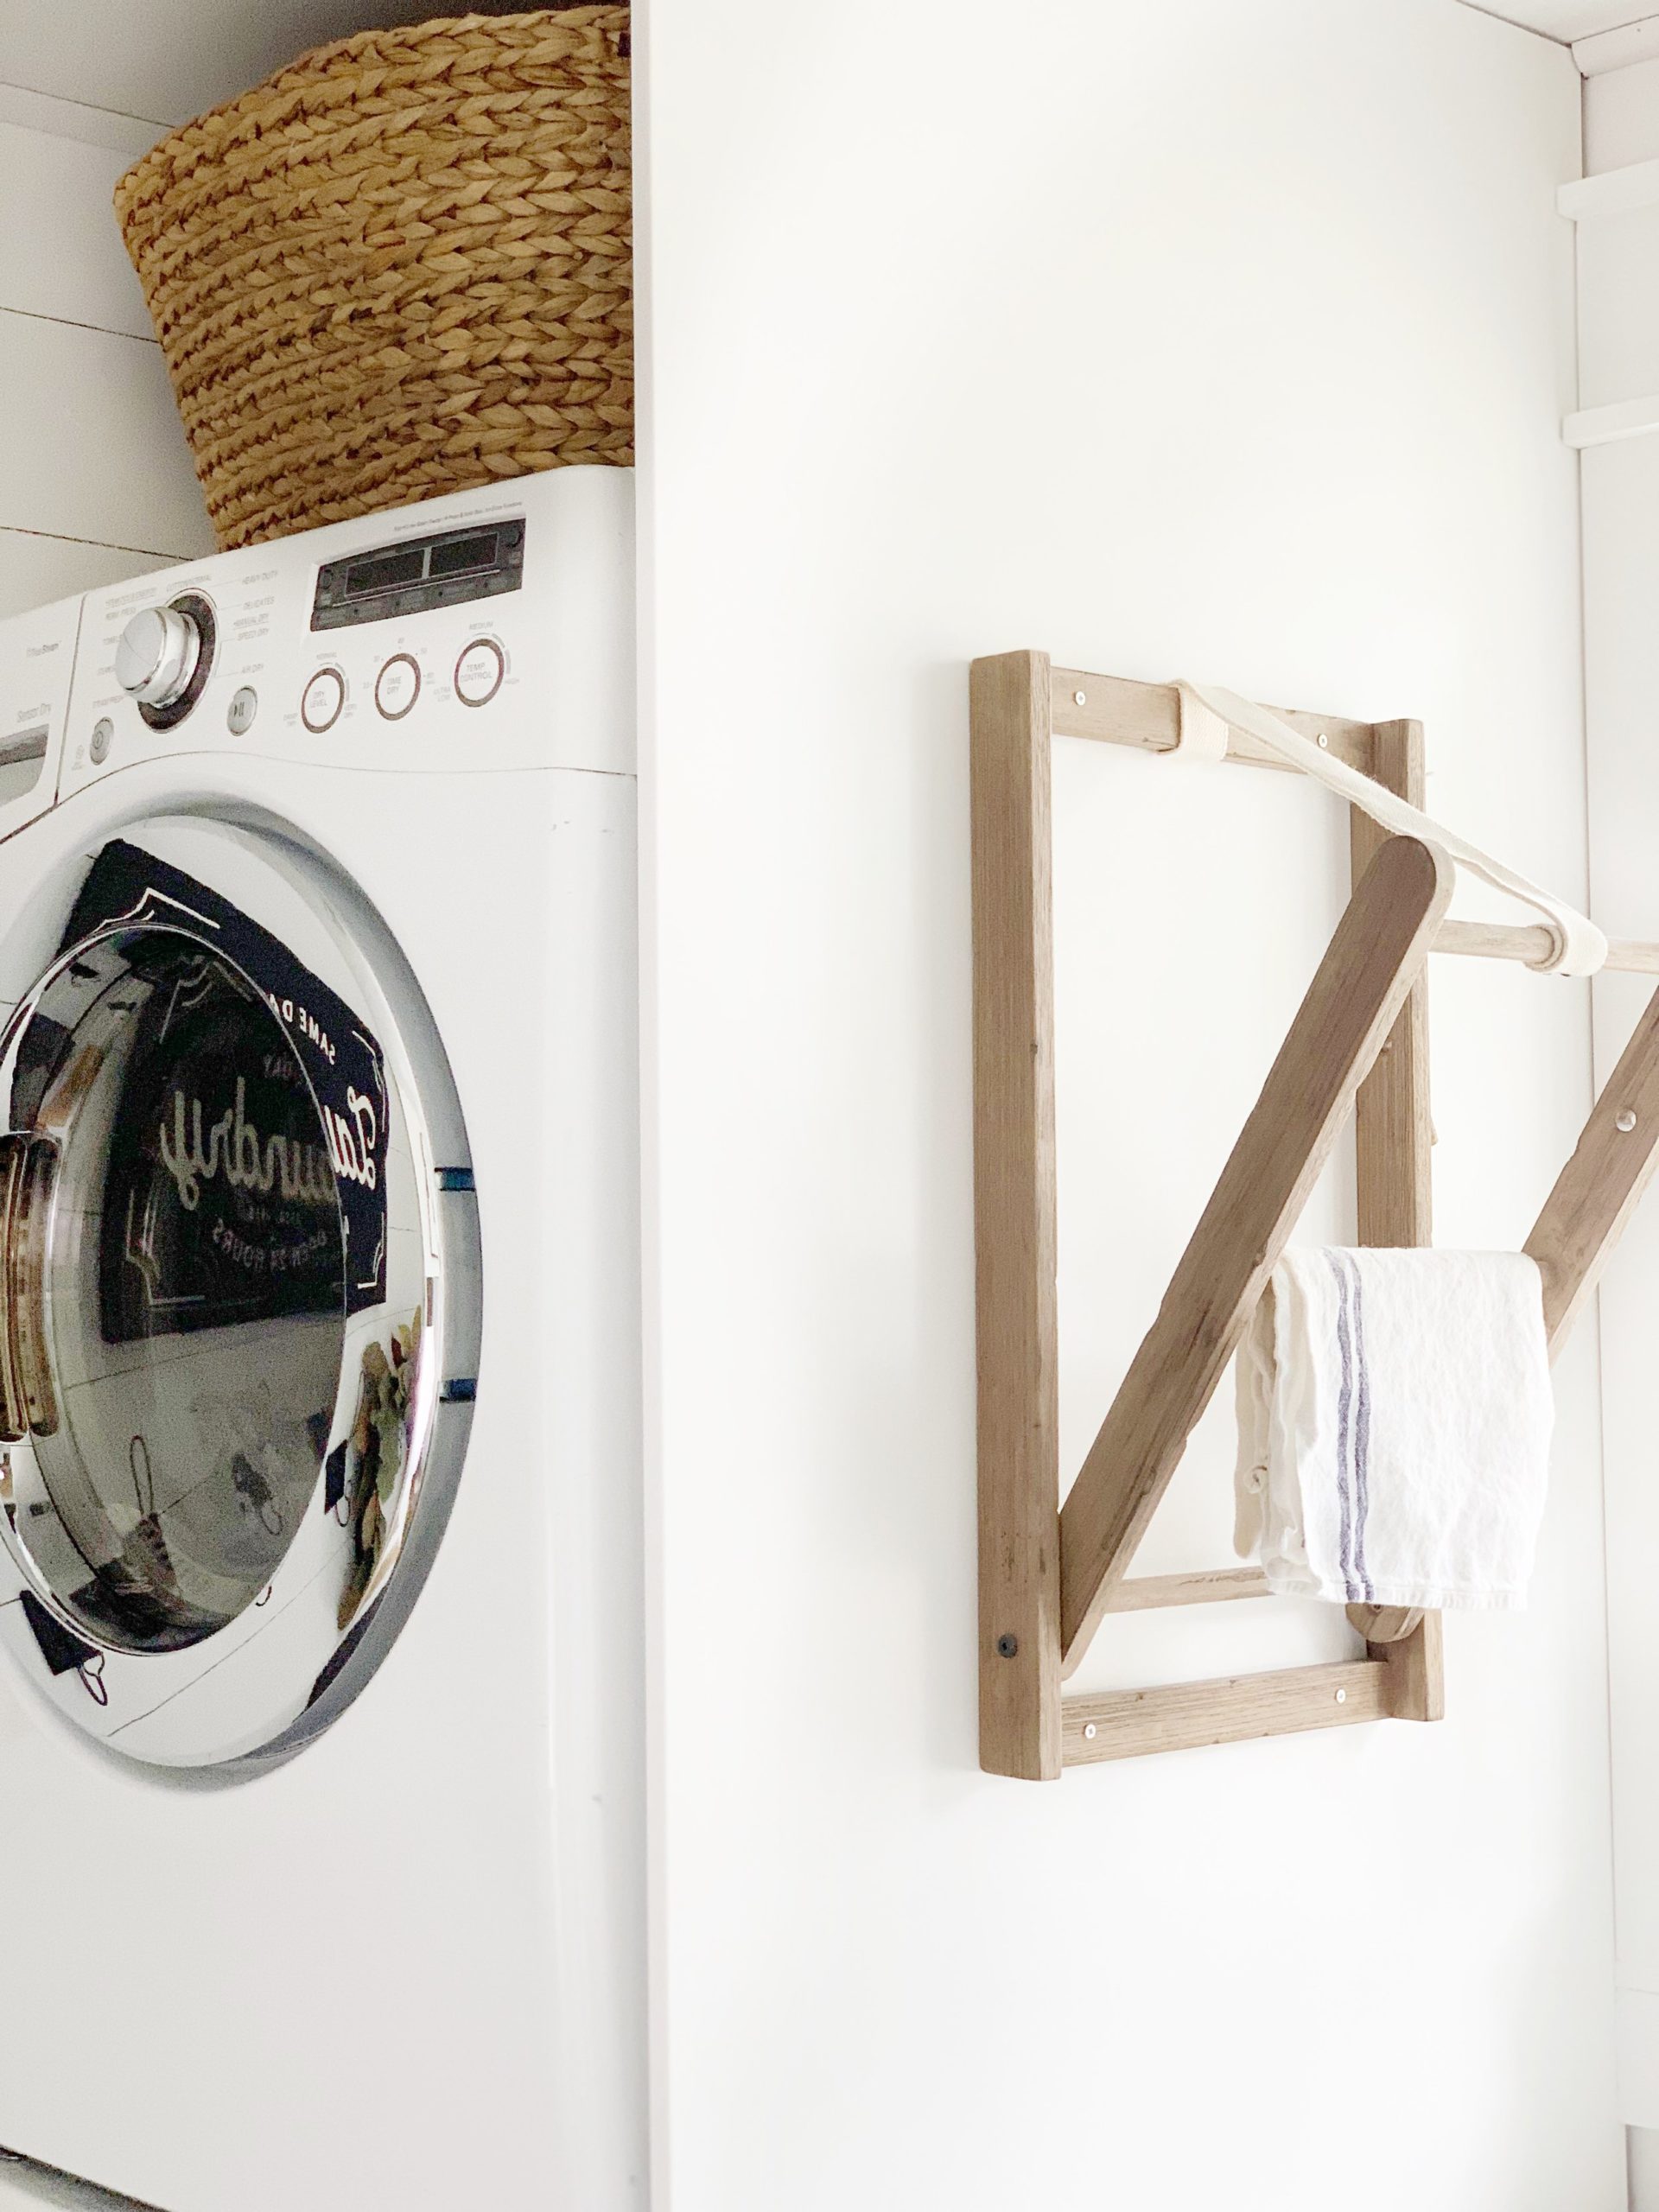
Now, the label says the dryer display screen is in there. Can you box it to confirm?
[310,516,525,630]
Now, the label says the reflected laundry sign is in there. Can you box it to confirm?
[45,841,390,1332]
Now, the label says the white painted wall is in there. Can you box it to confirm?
[1585,52,1659,168]
[640,3,1618,2207]
[0,86,214,620]
[1577,52,1659,2199]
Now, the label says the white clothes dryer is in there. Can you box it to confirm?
[0,469,644,2211]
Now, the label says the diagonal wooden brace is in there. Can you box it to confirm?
[1056,834,1456,1674]
[1527,980,1659,1356]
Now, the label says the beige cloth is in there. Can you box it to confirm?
[1235,1248,1554,1610]
[1175,678,1606,976]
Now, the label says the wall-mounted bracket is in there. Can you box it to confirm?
[971,652,1659,1779]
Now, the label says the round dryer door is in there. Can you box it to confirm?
[0,823,480,1768]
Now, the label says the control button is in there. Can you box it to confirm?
[301,668,346,734]
[115,605,201,709]
[89,718,112,766]
[375,653,421,721]
[227,686,258,736]
[454,638,505,709]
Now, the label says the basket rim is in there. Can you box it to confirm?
[116,6,629,199]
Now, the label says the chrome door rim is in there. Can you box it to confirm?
[0,823,480,1770]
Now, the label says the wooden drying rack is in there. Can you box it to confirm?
[972,652,1659,1780]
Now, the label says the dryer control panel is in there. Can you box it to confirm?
[60,466,633,800]
[0,595,79,838]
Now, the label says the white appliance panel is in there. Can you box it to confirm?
[0,469,645,2210]
[60,466,633,794]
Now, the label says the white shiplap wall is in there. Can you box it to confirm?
[0,0,532,134]
[0,85,213,621]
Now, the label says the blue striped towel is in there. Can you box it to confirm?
[1234,1249,1553,1610]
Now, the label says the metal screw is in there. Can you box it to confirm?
[1334,1688,1347,1704]
[1618,1109,1637,1134]
[995,1633,1019,1658]
[1083,1722,1097,1739]
[1073,690,1087,707]
[1317,732,1330,750]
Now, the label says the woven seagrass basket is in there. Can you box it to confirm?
[115,7,631,551]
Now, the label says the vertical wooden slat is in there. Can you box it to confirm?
[1351,721,1433,1248]
[1381,1609,1444,1723]
[1349,718,1443,1719]
[970,651,1063,1779]
[1058,836,1456,1669]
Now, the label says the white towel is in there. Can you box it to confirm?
[1234,1249,1553,1611]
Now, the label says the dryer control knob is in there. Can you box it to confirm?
[115,605,201,709]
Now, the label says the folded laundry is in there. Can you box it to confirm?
[1234,1248,1553,1611]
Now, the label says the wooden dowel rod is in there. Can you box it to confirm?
[1433,918,1659,975]
[1102,1568,1271,1612]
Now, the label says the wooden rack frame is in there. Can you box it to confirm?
[972,651,1659,1780]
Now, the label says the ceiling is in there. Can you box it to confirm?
[6,1,1655,130]
[1460,0,1658,38]
[0,0,543,129]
